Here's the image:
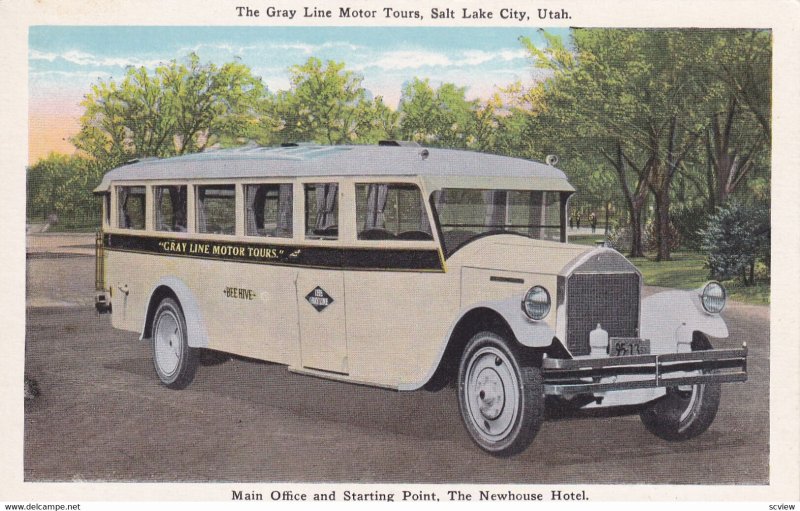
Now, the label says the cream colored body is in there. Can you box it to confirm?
[101,167,596,390]
[94,145,749,457]
[106,241,591,389]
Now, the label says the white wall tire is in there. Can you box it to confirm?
[152,297,198,389]
[457,331,544,457]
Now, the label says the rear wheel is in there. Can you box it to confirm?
[152,297,198,389]
[457,331,544,457]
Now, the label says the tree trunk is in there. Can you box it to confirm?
[601,141,649,259]
[654,185,672,261]
[629,208,644,258]
[705,131,717,213]
[707,97,762,207]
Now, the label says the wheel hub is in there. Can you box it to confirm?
[463,345,520,442]
[475,368,505,420]
[154,311,181,375]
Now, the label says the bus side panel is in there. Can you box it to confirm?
[190,258,300,365]
[343,271,459,387]
[107,250,300,366]
[107,251,159,334]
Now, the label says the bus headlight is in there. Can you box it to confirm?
[522,286,551,320]
[701,281,726,314]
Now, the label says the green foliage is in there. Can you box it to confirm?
[631,252,711,290]
[265,57,394,145]
[38,29,770,254]
[512,28,770,261]
[27,153,104,230]
[672,204,710,250]
[397,78,479,148]
[701,200,769,285]
[73,52,265,165]
[630,251,769,305]
[606,223,651,254]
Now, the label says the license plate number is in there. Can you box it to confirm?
[609,338,650,356]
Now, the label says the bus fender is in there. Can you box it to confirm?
[140,277,209,349]
[478,298,557,347]
[398,300,554,391]
[640,289,728,352]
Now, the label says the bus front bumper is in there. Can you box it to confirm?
[541,344,748,395]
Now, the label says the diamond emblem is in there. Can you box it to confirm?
[305,286,333,312]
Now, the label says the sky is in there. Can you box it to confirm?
[28,26,569,163]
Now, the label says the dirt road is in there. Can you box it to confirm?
[24,237,769,483]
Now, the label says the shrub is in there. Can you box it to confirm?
[27,153,105,231]
[644,219,682,253]
[606,222,651,255]
[672,204,709,251]
[700,200,770,285]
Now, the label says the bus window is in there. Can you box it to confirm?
[117,186,146,230]
[355,183,432,240]
[245,184,293,238]
[154,185,187,232]
[196,185,236,235]
[305,183,338,240]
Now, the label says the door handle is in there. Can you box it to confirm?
[118,284,129,296]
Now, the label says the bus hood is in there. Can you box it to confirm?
[455,235,595,276]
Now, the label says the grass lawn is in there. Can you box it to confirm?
[629,252,769,306]
[569,234,607,247]
[569,234,769,306]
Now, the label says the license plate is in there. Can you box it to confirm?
[609,338,650,356]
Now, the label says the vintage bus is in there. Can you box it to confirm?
[94,142,747,456]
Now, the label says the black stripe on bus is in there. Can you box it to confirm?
[103,233,445,272]
[490,276,525,284]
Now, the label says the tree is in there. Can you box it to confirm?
[397,78,478,148]
[701,200,769,285]
[73,53,265,166]
[517,29,771,260]
[698,30,771,209]
[267,57,392,145]
[710,31,771,139]
[517,30,656,257]
[27,153,105,229]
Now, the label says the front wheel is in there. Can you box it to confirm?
[152,297,198,389]
[640,333,721,441]
[457,331,544,457]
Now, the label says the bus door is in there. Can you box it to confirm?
[296,270,348,374]
[295,182,348,374]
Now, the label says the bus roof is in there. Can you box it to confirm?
[93,144,574,193]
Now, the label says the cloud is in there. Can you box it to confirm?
[461,49,528,65]
[266,41,363,54]
[29,69,115,82]
[178,40,363,58]
[176,42,259,56]
[366,49,453,70]
[354,47,528,71]
[29,48,163,68]
[29,49,58,62]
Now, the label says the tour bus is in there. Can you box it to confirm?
[94,142,747,456]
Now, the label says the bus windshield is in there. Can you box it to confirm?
[431,189,564,255]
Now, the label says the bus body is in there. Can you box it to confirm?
[94,143,747,456]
